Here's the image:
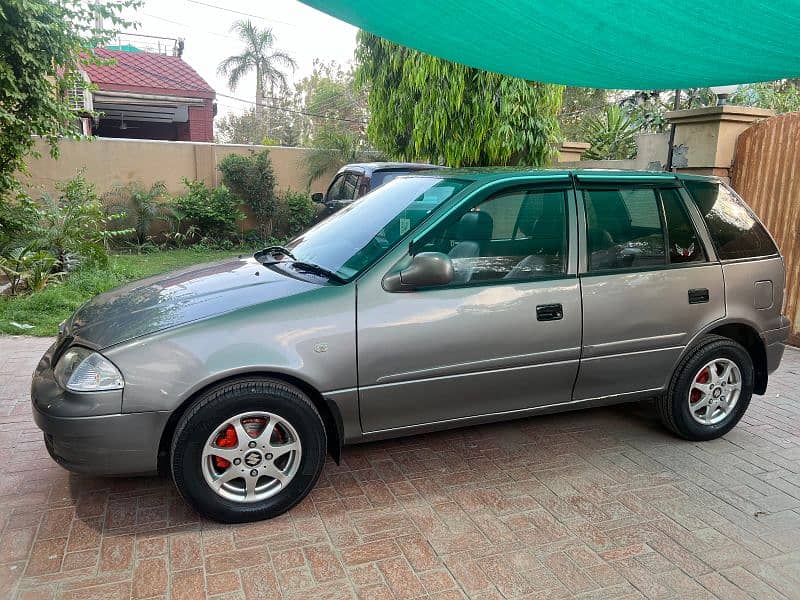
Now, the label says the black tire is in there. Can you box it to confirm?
[170,377,326,523]
[658,334,754,441]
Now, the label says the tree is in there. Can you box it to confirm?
[216,103,301,147]
[730,81,800,113]
[559,87,607,141]
[0,0,138,204]
[295,60,369,145]
[354,32,563,167]
[581,106,638,160]
[304,129,380,185]
[217,20,297,127]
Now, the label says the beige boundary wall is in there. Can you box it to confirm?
[22,137,334,200]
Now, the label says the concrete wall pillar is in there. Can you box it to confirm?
[665,105,774,183]
[557,142,590,163]
[193,143,216,188]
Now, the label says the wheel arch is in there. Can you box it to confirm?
[157,370,344,474]
[685,320,768,394]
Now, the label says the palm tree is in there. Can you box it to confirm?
[217,20,297,122]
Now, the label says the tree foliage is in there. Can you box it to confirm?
[559,87,607,141]
[217,150,277,239]
[0,0,138,203]
[730,80,800,113]
[217,20,296,123]
[354,32,563,167]
[215,105,301,147]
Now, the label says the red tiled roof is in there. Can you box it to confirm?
[83,48,215,98]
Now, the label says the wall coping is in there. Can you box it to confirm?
[666,105,774,125]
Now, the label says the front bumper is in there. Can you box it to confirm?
[31,342,169,476]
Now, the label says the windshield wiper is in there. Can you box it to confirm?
[290,261,346,284]
[254,246,295,263]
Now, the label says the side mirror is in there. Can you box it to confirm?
[311,192,324,203]
[383,252,454,292]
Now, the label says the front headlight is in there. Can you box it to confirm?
[53,347,124,392]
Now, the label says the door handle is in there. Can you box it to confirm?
[536,303,563,321]
[688,288,710,304]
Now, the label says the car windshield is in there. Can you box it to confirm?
[286,176,470,281]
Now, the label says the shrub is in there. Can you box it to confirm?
[277,189,316,239]
[104,181,168,245]
[31,170,131,269]
[218,150,277,239]
[169,179,245,242]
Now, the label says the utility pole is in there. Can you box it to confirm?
[665,89,681,171]
[94,0,104,32]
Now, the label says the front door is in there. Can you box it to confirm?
[357,180,582,433]
[574,179,725,400]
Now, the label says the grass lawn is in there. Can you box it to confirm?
[0,248,246,337]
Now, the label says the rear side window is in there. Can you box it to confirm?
[682,180,778,260]
[583,187,666,271]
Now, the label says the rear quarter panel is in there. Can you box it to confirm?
[721,256,786,333]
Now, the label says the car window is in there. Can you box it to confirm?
[328,173,360,202]
[325,174,346,202]
[682,180,778,260]
[660,188,706,264]
[288,177,471,281]
[415,187,568,284]
[370,170,407,189]
[583,187,666,271]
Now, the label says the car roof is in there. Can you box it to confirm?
[391,167,721,184]
[336,162,445,175]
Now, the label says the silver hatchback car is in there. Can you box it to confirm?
[32,169,791,523]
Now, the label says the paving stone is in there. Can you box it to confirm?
[0,334,798,598]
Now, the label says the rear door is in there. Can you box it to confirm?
[574,177,725,400]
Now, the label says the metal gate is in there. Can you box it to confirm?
[730,112,800,345]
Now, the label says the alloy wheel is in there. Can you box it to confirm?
[687,358,742,426]
[201,411,302,503]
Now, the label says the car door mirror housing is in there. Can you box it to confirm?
[383,252,454,292]
[311,192,324,203]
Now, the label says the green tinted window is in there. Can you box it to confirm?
[415,187,568,284]
[583,187,666,271]
[683,180,777,260]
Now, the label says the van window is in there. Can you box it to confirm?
[682,180,778,260]
[583,188,666,271]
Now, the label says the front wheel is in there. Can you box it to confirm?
[170,377,327,523]
[658,335,754,441]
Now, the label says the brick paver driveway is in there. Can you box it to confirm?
[1,335,799,599]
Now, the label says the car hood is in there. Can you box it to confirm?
[66,257,322,349]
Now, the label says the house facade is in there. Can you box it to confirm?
[81,45,216,142]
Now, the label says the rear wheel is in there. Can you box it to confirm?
[170,377,326,523]
[658,335,754,441]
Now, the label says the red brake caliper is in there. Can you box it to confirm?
[213,425,238,469]
[690,368,710,403]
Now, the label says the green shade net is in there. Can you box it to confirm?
[300,0,800,88]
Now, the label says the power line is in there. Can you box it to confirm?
[182,0,297,27]
[216,92,366,124]
[141,12,239,42]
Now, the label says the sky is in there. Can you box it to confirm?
[117,0,358,118]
